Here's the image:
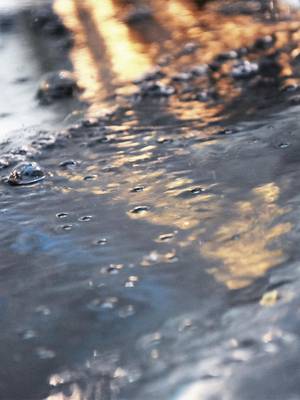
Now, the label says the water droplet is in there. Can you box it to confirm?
[59,159,77,168]
[130,205,150,214]
[130,185,145,193]
[94,238,108,245]
[62,224,72,231]
[56,212,68,219]
[83,175,97,181]
[278,143,289,149]
[156,233,175,242]
[125,276,139,288]
[191,187,205,195]
[141,250,177,266]
[8,162,45,186]
[102,264,123,275]
[79,215,92,222]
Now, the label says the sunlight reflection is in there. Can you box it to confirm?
[53,0,297,289]
[202,182,291,289]
[83,0,153,82]
[53,0,103,102]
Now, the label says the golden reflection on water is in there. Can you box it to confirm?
[88,0,153,82]
[54,0,300,123]
[54,0,153,99]
[53,0,296,288]
[53,0,104,103]
[202,182,291,289]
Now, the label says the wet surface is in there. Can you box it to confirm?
[2,0,300,399]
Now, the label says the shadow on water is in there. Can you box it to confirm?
[2,0,300,399]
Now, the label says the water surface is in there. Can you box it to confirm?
[2,1,300,399]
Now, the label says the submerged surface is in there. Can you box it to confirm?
[2,0,300,399]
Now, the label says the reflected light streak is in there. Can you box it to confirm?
[86,0,153,82]
[202,183,291,289]
[53,0,296,289]
[53,0,103,102]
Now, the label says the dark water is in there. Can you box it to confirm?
[2,1,300,399]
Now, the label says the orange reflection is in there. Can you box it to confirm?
[202,183,291,289]
[88,0,153,82]
[53,0,297,289]
[53,0,103,102]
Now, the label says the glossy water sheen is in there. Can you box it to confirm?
[2,1,300,399]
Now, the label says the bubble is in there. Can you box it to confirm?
[141,250,177,266]
[130,185,145,193]
[125,276,139,288]
[84,175,97,181]
[130,206,150,214]
[102,264,123,275]
[157,233,174,242]
[79,216,93,222]
[278,143,289,149]
[59,159,77,168]
[62,224,72,231]
[56,212,68,219]
[191,187,205,195]
[94,238,108,246]
[8,162,45,186]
